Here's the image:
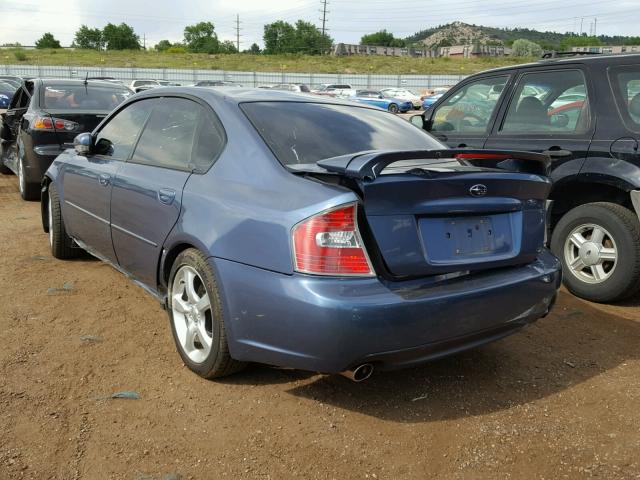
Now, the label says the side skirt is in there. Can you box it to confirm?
[72,237,168,309]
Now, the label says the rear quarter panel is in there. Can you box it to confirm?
[163,98,357,275]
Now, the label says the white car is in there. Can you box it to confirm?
[311,83,357,97]
[381,88,422,109]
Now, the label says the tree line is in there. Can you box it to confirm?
[30,22,640,56]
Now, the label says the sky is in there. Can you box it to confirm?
[0,0,638,49]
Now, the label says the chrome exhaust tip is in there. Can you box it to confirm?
[340,363,374,382]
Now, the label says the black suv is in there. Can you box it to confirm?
[413,54,640,303]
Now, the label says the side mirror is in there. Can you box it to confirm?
[410,114,424,128]
[73,132,93,155]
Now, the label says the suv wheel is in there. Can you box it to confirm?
[551,202,640,302]
[168,248,246,379]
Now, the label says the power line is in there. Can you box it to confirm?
[234,14,242,52]
[319,0,329,37]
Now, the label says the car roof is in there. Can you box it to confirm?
[469,53,640,77]
[134,86,381,110]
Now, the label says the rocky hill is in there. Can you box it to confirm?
[405,22,639,49]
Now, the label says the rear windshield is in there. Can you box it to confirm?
[241,101,444,166]
[609,65,640,132]
[42,84,131,110]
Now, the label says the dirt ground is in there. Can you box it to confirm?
[0,172,639,480]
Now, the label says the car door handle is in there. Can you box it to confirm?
[158,188,176,205]
[98,173,111,186]
[542,148,572,158]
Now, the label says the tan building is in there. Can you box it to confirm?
[331,43,437,57]
[331,42,510,58]
[439,44,511,57]
[571,45,640,54]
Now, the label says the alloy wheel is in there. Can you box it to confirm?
[564,223,618,284]
[171,265,213,363]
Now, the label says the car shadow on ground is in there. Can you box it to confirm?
[222,292,639,423]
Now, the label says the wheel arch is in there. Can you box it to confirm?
[549,177,635,230]
[159,235,211,295]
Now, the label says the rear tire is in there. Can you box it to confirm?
[551,202,640,302]
[18,155,40,201]
[48,183,79,260]
[388,103,399,114]
[168,248,246,379]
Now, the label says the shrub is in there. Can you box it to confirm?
[13,49,28,61]
[166,46,187,54]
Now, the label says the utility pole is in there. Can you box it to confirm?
[235,14,242,52]
[143,33,146,50]
[593,17,597,37]
[579,17,584,35]
[319,0,329,54]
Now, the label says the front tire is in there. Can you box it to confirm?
[551,202,640,302]
[48,184,79,260]
[388,103,399,114]
[168,248,245,379]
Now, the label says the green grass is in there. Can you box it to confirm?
[0,48,536,75]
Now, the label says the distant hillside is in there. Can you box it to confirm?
[405,21,638,50]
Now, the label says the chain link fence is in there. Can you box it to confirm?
[0,64,466,92]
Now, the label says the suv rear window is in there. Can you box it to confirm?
[43,84,131,110]
[241,101,444,166]
[609,65,640,132]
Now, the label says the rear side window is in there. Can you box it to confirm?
[131,97,224,171]
[609,65,640,132]
[500,70,590,134]
[241,101,444,166]
[42,84,131,110]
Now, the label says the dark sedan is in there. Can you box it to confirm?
[42,88,560,381]
[0,78,131,200]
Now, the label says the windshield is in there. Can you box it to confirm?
[241,101,445,166]
[42,84,131,110]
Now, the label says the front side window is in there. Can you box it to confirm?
[609,65,640,132]
[131,97,224,171]
[241,101,444,166]
[42,84,131,110]
[431,75,509,134]
[500,70,590,134]
[94,99,155,159]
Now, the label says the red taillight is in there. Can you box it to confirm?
[292,203,375,276]
[33,116,78,131]
[33,116,54,130]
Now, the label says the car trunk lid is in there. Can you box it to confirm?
[296,149,552,278]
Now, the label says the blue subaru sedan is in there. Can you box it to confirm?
[42,88,560,381]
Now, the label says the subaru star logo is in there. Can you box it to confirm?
[469,184,488,197]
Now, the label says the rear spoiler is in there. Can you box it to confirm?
[316,149,551,180]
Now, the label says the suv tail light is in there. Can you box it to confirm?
[33,116,79,132]
[292,203,375,277]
